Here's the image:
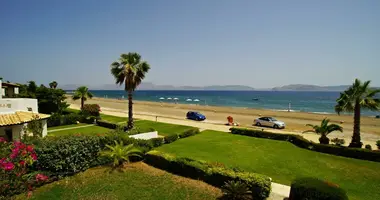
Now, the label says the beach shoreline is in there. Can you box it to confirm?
[65,95,380,136]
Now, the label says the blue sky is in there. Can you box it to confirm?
[0,0,379,88]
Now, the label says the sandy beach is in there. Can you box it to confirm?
[66,96,380,147]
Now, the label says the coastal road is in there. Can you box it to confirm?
[68,103,379,148]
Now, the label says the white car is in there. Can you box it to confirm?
[254,117,285,129]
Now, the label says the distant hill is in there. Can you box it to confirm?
[272,84,351,91]
[61,82,255,91]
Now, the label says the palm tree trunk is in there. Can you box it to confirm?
[81,98,84,110]
[127,91,134,130]
[349,101,362,148]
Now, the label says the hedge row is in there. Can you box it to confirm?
[230,128,380,162]
[29,127,201,176]
[145,151,271,200]
[289,177,348,200]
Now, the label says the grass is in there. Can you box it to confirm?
[100,114,127,123]
[18,162,221,200]
[47,123,88,131]
[134,120,193,136]
[48,126,112,137]
[156,130,380,200]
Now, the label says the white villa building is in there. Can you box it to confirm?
[0,80,49,141]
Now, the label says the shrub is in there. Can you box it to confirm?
[145,151,271,200]
[178,128,200,138]
[0,140,48,197]
[289,177,348,200]
[221,180,252,200]
[81,104,100,117]
[97,120,119,129]
[164,134,179,144]
[230,128,380,162]
[100,141,143,167]
[47,113,82,127]
[331,138,345,146]
[377,140,380,150]
[30,135,110,175]
[150,137,164,147]
[365,144,372,150]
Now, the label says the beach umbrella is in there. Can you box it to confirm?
[194,99,200,102]
[186,99,192,101]
[173,97,179,100]
[167,97,172,100]
[159,97,165,100]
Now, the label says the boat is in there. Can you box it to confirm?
[252,98,259,101]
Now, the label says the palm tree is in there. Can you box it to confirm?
[100,141,142,167]
[335,79,380,148]
[49,81,58,89]
[110,52,150,129]
[303,118,343,144]
[72,86,93,109]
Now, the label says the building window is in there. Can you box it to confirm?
[27,107,33,112]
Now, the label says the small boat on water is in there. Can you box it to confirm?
[252,98,259,101]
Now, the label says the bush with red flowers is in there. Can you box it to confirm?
[81,104,101,117]
[0,138,48,198]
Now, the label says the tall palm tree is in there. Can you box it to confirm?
[49,81,58,89]
[110,52,150,129]
[72,86,93,109]
[303,118,343,144]
[335,79,380,148]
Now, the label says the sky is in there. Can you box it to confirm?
[0,0,379,88]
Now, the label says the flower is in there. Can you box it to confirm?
[0,137,7,143]
[10,148,20,159]
[26,145,34,152]
[31,153,37,161]
[19,160,26,166]
[35,174,49,182]
[2,162,15,171]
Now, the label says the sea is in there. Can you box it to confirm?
[66,90,380,117]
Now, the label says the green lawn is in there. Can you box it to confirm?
[156,130,380,200]
[18,162,221,200]
[100,114,128,123]
[135,120,193,136]
[48,126,112,137]
[48,123,88,131]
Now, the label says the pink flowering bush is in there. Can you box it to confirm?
[0,138,48,198]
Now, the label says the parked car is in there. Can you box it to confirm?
[254,117,285,129]
[186,111,206,121]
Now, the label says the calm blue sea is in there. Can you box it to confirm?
[67,90,379,116]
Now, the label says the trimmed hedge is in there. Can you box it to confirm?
[230,128,380,162]
[178,128,200,138]
[97,120,119,129]
[164,134,179,144]
[289,177,348,200]
[145,151,271,200]
[30,136,110,175]
[28,134,161,176]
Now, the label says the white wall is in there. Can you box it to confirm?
[129,131,159,140]
[41,120,47,137]
[0,98,38,113]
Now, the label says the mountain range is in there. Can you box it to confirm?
[271,84,352,91]
[60,82,255,91]
[60,83,378,91]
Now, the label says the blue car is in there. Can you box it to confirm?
[186,111,206,121]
